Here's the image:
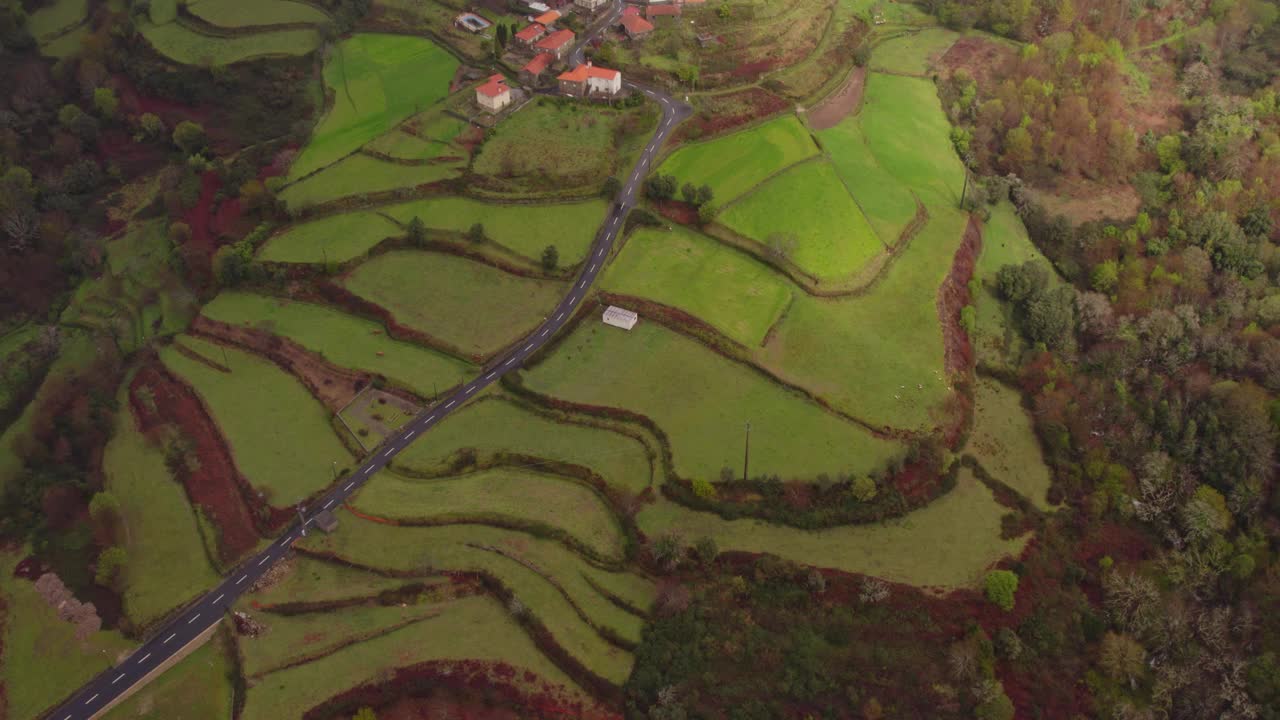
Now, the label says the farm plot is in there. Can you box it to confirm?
[200,292,472,398]
[761,205,967,432]
[364,115,464,162]
[858,72,966,207]
[298,520,649,684]
[26,0,86,42]
[656,114,819,203]
[639,467,1029,587]
[103,630,234,720]
[187,0,330,27]
[967,377,1055,510]
[342,251,566,358]
[288,34,459,180]
[602,225,792,347]
[353,467,625,560]
[870,27,960,76]
[280,152,464,209]
[393,396,653,493]
[382,196,608,265]
[818,116,919,243]
[719,159,883,280]
[160,335,352,506]
[472,98,657,193]
[258,210,402,264]
[524,321,903,483]
[105,400,220,627]
[137,20,320,65]
[249,555,438,607]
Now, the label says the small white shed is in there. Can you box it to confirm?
[602,305,638,331]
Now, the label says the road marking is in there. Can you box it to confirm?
[86,694,99,705]
[324,499,334,509]
[578,280,586,289]
[113,674,124,685]
[406,430,417,438]
[426,415,436,422]
[525,343,534,351]
[465,386,476,396]
[504,357,516,366]
[165,633,176,643]
[345,482,354,490]
[589,262,597,272]
[556,312,565,321]
[486,372,495,380]
[188,613,200,624]
[138,653,151,664]
[541,329,549,337]
[258,556,270,566]
[445,400,455,408]
[383,447,394,457]
[214,593,224,603]
[236,575,247,585]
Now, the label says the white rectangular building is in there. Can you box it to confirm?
[602,305,638,330]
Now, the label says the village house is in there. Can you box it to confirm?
[557,62,622,97]
[645,4,680,17]
[575,0,609,13]
[520,52,555,85]
[535,28,576,60]
[620,13,654,39]
[475,73,512,113]
[514,22,547,47]
[532,9,560,27]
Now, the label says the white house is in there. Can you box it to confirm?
[475,74,512,113]
[575,0,608,12]
[602,305,638,330]
[557,62,622,97]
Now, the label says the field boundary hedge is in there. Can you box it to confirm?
[176,4,326,36]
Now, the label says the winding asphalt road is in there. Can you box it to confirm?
[48,8,689,720]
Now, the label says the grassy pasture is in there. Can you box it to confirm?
[870,27,959,76]
[342,251,566,357]
[138,20,320,65]
[298,520,646,684]
[242,595,592,720]
[720,159,883,280]
[656,115,819,203]
[967,378,1055,510]
[0,549,133,720]
[639,467,1029,587]
[104,630,234,720]
[602,225,792,346]
[160,336,351,506]
[382,196,608,265]
[200,292,472,398]
[288,34,459,180]
[257,211,402,264]
[393,396,652,493]
[761,205,966,432]
[354,468,624,560]
[525,321,903,482]
[40,24,88,56]
[105,401,220,627]
[27,0,86,40]
[187,0,330,27]
[280,152,463,209]
[249,555,439,606]
[859,73,965,206]
[363,129,458,163]
[817,116,919,243]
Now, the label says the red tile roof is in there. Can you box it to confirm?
[476,74,510,98]
[622,4,639,14]
[522,52,554,75]
[557,63,620,82]
[535,28,575,50]
[621,14,654,34]
[514,23,546,41]
[645,4,680,16]
[533,9,560,24]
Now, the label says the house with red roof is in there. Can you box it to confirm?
[620,14,654,39]
[645,3,680,16]
[520,52,555,85]
[535,28,576,60]
[532,9,560,26]
[557,62,622,97]
[622,4,640,15]
[475,73,512,113]
[514,22,547,46]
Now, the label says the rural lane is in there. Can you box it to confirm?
[47,8,690,720]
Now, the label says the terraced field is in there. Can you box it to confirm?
[656,115,820,203]
[138,20,321,65]
[280,152,465,209]
[187,0,331,27]
[257,211,403,264]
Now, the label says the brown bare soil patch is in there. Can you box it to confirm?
[1028,179,1141,224]
[128,361,261,563]
[806,66,866,130]
[938,36,1015,85]
[650,198,698,225]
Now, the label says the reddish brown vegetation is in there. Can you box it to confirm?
[939,37,1015,87]
[675,88,791,142]
[939,215,979,377]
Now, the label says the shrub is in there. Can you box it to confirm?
[540,244,559,271]
[697,202,720,226]
[984,570,1018,611]
[467,223,486,243]
[851,475,877,502]
[95,546,128,587]
[693,536,718,565]
[691,477,715,499]
[959,304,976,335]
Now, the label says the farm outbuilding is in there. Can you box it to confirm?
[602,305,638,330]
[314,510,339,533]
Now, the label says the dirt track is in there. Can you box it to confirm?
[807,66,866,130]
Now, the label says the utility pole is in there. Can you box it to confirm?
[742,421,750,483]
[331,461,337,481]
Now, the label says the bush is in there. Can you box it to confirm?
[697,202,720,226]
[541,244,559,271]
[959,304,976,335]
[95,546,128,587]
[691,477,715,499]
[984,570,1018,611]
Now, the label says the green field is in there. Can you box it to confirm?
[0,550,133,720]
[972,202,1062,368]
[656,115,820,203]
[968,378,1055,510]
[602,225,792,346]
[382,196,608,265]
[160,336,352,506]
[27,0,87,41]
[242,594,595,719]
[187,0,330,27]
[393,396,653,493]
[138,19,320,65]
[280,152,464,209]
[525,321,903,482]
[870,27,959,76]
[249,555,436,607]
[720,160,884,280]
[258,211,402,264]
[818,117,919,243]
[104,630,234,720]
[40,24,88,57]
[200,292,472,397]
[105,400,220,627]
[639,468,1028,587]
[288,34,460,180]
[342,251,566,357]
[858,73,966,206]
[354,468,624,560]
[364,127,460,162]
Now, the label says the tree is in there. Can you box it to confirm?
[602,176,621,199]
[691,477,715,499]
[168,221,192,244]
[541,244,559,271]
[95,546,127,588]
[407,216,426,246]
[1090,260,1119,293]
[58,103,86,128]
[138,112,165,141]
[1023,286,1076,348]
[1099,632,1146,684]
[996,260,1047,303]
[696,184,713,205]
[644,174,677,200]
[851,475,877,502]
[693,536,717,565]
[650,533,683,571]
[172,120,207,156]
[353,707,378,720]
[467,223,485,243]
[984,570,1018,611]
[681,182,698,204]
[697,203,719,226]
[974,689,1014,720]
[93,87,118,119]
[495,23,508,49]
